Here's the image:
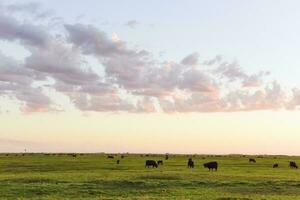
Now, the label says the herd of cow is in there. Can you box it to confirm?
[248,158,298,169]
[144,159,216,171]
[108,155,299,171]
[1,154,299,170]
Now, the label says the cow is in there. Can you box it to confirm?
[165,155,169,160]
[107,155,114,159]
[157,160,163,165]
[249,158,256,163]
[187,158,194,168]
[145,160,158,168]
[273,163,279,168]
[290,161,298,169]
[203,161,218,171]
[121,155,125,159]
[117,160,120,164]
[72,154,77,158]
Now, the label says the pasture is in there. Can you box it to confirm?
[0,154,300,199]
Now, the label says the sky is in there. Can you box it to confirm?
[1,0,300,154]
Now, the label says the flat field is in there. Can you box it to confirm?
[0,154,300,199]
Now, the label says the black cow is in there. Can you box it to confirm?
[145,160,158,168]
[116,160,120,164]
[187,158,194,168]
[290,161,298,169]
[249,158,256,163]
[203,161,218,171]
[165,155,169,160]
[157,160,163,165]
[121,155,125,159]
[107,155,114,159]
[273,163,279,168]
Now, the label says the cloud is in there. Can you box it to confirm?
[0,13,50,47]
[6,2,40,14]
[0,5,299,114]
[23,36,134,111]
[159,91,224,113]
[179,69,217,92]
[111,32,120,42]
[202,55,222,65]
[125,20,139,29]
[225,81,287,111]
[0,51,53,112]
[136,97,156,112]
[64,23,153,92]
[25,41,100,85]
[5,2,53,19]
[64,23,137,57]
[216,61,247,81]
[288,88,300,109]
[181,52,199,66]
[71,93,135,112]
[242,71,270,88]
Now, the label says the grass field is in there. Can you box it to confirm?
[0,154,300,200]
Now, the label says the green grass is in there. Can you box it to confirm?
[1,154,300,199]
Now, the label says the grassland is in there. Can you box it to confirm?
[0,153,300,199]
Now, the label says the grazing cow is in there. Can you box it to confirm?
[121,155,125,159]
[203,161,218,171]
[107,155,114,159]
[187,158,194,168]
[157,160,163,165]
[249,158,256,163]
[72,154,77,158]
[117,160,120,164]
[273,163,279,168]
[290,161,298,169]
[165,155,169,160]
[145,160,158,168]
